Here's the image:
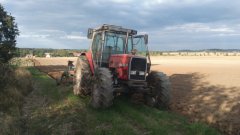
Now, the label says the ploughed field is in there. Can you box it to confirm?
[33,56,240,135]
[151,56,240,135]
[33,57,77,80]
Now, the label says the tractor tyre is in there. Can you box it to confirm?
[147,71,171,109]
[90,68,114,108]
[73,56,91,95]
[56,76,61,85]
[56,72,66,85]
[61,71,69,85]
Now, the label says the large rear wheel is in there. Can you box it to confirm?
[73,56,91,95]
[147,71,171,109]
[90,68,114,108]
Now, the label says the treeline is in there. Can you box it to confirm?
[18,48,166,57]
[150,49,240,56]
[17,48,87,57]
[177,49,240,52]
[17,48,240,57]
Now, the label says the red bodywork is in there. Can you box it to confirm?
[109,54,133,80]
[83,52,133,80]
[81,51,95,75]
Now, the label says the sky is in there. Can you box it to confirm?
[1,0,240,51]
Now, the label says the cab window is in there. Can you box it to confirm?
[132,36,147,56]
[92,33,102,63]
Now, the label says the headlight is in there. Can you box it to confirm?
[130,71,136,75]
[139,71,145,76]
[119,63,128,67]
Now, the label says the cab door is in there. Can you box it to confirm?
[91,32,102,67]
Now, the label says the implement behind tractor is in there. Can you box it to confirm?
[56,60,75,85]
[74,24,170,108]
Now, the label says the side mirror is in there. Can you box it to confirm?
[87,28,93,39]
[144,34,148,44]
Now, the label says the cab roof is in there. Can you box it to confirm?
[93,24,137,35]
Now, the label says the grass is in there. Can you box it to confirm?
[0,64,33,135]
[26,67,221,135]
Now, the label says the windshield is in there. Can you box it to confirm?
[101,32,147,64]
[102,32,127,63]
[104,32,126,54]
[132,36,147,56]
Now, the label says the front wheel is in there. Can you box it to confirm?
[147,71,171,109]
[90,68,114,108]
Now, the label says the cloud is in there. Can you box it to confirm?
[2,0,240,50]
[19,28,87,39]
[147,23,240,50]
[65,35,87,40]
[19,34,49,38]
[164,23,235,33]
[109,0,133,4]
[17,28,88,49]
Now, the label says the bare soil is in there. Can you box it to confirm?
[33,57,77,79]
[151,56,240,135]
[33,56,240,135]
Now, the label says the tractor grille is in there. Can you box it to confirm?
[129,57,147,80]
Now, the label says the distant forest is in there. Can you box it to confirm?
[16,48,240,57]
[16,48,87,57]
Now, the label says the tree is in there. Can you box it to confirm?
[0,4,19,63]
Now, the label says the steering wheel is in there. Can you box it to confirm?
[131,49,137,55]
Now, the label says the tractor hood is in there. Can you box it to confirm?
[109,54,134,68]
[109,54,147,80]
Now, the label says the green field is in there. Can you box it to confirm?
[25,68,221,135]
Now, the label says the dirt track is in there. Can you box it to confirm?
[33,56,240,135]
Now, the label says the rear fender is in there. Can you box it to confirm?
[81,52,94,75]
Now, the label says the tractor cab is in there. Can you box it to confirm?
[87,24,151,81]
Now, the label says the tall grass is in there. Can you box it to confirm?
[0,62,33,134]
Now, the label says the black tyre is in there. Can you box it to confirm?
[90,68,114,108]
[56,76,61,85]
[56,72,67,85]
[147,71,171,109]
[73,56,91,95]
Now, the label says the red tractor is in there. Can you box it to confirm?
[74,24,170,108]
